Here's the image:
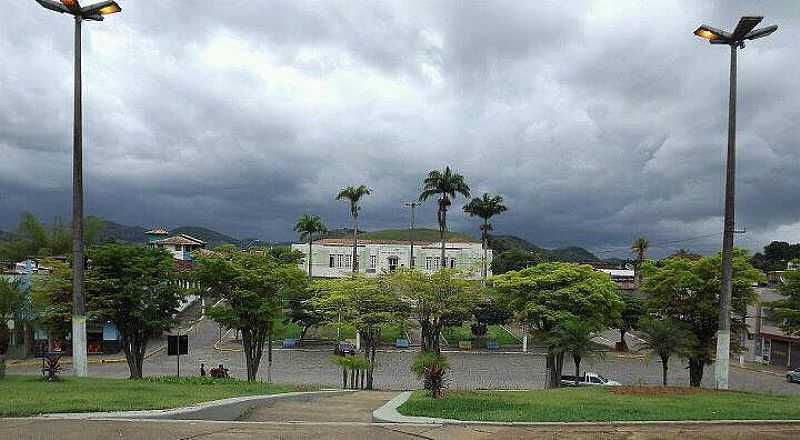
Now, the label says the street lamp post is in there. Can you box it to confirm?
[404,202,421,268]
[694,16,777,390]
[34,0,122,377]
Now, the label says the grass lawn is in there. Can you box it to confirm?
[441,323,519,346]
[381,322,410,343]
[314,322,358,340]
[0,375,311,417]
[274,316,303,339]
[398,387,800,422]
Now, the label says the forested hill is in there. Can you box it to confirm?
[488,234,599,262]
[95,221,242,248]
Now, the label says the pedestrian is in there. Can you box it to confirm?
[200,363,206,377]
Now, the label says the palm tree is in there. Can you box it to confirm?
[336,185,372,273]
[463,193,508,280]
[548,319,602,387]
[638,318,691,386]
[294,214,327,279]
[419,167,470,266]
[631,237,649,288]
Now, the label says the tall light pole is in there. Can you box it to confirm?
[404,202,421,268]
[694,16,777,390]
[34,0,122,377]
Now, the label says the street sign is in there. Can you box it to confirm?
[167,334,188,377]
[167,335,188,356]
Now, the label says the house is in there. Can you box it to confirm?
[596,268,638,296]
[290,239,490,279]
[146,228,206,261]
[740,271,800,368]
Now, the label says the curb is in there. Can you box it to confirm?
[372,391,800,426]
[39,389,355,421]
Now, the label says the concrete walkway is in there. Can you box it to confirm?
[240,391,396,422]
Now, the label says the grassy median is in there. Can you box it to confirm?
[398,387,800,422]
[1,375,313,417]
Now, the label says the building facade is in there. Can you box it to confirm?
[146,229,206,261]
[740,272,800,369]
[291,239,490,279]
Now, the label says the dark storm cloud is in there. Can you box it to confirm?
[1,1,799,258]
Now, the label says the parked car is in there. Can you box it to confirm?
[786,369,800,383]
[561,372,621,387]
[334,341,357,356]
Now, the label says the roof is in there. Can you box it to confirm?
[146,228,170,235]
[154,234,206,246]
[597,269,635,278]
[310,238,479,247]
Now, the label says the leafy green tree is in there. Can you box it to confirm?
[86,244,182,379]
[641,250,762,387]
[390,268,478,353]
[751,241,800,272]
[470,300,511,346]
[616,295,646,351]
[767,268,800,335]
[196,252,307,382]
[0,213,106,260]
[463,193,508,280]
[637,317,693,386]
[419,167,471,264]
[293,214,327,279]
[547,318,603,386]
[336,185,372,272]
[490,249,547,275]
[30,259,74,343]
[631,237,649,287]
[312,274,408,389]
[492,262,623,388]
[0,277,24,378]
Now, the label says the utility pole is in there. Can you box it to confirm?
[404,202,420,268]
[694,16,777,390]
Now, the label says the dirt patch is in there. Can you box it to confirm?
[609,386,708,396]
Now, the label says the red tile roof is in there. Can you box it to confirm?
[154,234,206,246]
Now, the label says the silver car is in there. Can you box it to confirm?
[786,369,800,383]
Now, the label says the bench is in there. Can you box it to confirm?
[458,340,472,350]
[395,338,410,349]
[281,338,298,349]
[486,340,500,350]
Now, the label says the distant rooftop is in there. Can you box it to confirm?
[311,238,480,246]
[154,234,206,246]
[146,228,170,235]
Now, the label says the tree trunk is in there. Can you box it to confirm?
[23,322,33,358]
[546,353,563,388]
[0,353,6,379]
[440,207,447,266]
[482,222,488,280]
[299,326,308,343]
[342,368,347,388]
[574,355,581,386]
[267,327,273,384]
[350,368,355,389]
[307,242,313,279]
[352,215,358,273]
[661,354,670,386]
[688,357,704,387]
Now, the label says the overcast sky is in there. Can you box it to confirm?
[1,1,798,258]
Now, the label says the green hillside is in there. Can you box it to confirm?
[171,226,241,248]
[326,228,477,242]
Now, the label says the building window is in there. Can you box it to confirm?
[388,257,399,272]
[330,255,335,268]
[336,254,344,268]
[344,254,351,269]
[450,258,456,269]
[425,257,432,270]
[369,255,377,270]
[433,257,440,270]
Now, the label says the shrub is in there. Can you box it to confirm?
[412,352,449,398]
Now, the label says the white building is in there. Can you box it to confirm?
[291,239,490,279]
[146,228,206,261]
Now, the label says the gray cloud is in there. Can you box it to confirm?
[1,0,799,258]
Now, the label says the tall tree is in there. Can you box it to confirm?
[615,295,646,352]
[419,167,471,266]
[87,244,182,379]
[631,236,649,288]
[391,268,478,353]
[293,214,327,279]
[312,273,408,389]
[637,317,692,386]
[196,252,307,382]
[493,262,623,388]
[0,277,24,379]
[463,193,508,280]
[336,185,372,273]
[641,250,762,386]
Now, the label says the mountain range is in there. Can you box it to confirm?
[2,219,599,261]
